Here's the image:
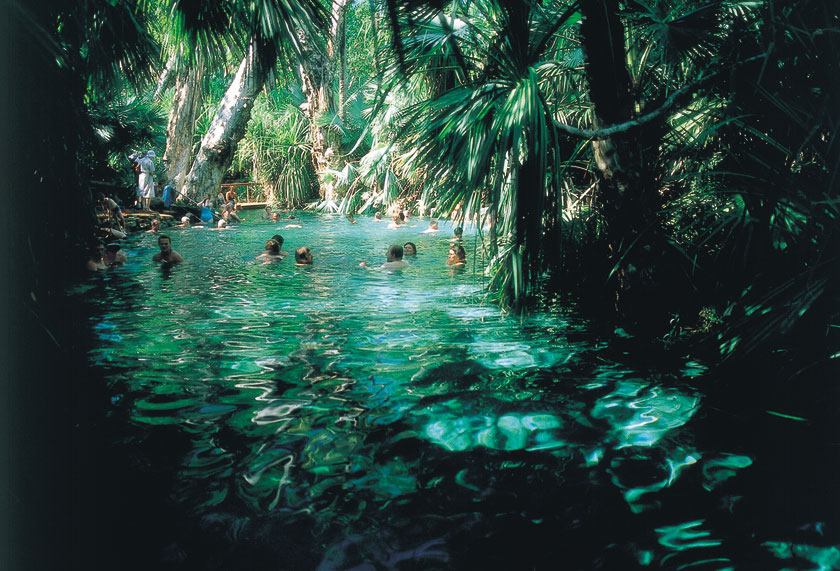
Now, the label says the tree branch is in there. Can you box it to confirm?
[555,56,764,140]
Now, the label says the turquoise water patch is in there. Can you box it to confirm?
[422,411,565,452]
[75,213,830,570]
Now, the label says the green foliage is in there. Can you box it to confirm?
[380,1,581,309]
[235,93,315,206]
[23,0,839,365]
[87,91,167,185]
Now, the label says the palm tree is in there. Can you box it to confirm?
[691,0,840,361]
[298,0,351,203]
[156,0,327,199]
[235,96,316,207]
[388,0,578,309]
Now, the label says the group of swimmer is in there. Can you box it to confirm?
[255,234,312,265]
[87,215,467,271]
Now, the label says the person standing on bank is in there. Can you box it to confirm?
[139,150,156,211]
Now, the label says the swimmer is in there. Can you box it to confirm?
[422,219,439,234]
[272,212,281,222]
[387,214,403,229]
[347,213,357,224]
[403,242,417,256]
[223,203,242,224]
[447,244,466,268]
[216,218,228,229]
[147,218,161,233]
[284,223,302,229]
[257,239,284,261]
[103,242,127,267]
[263,206,274,220]
[153,235,184,263]
[270,234,290,257]
[86,241,107,271]
[360,244,409,270]
[374,212,383,221]
[294,246,313,265]
[453,226,463,241]
[176,215,191,228]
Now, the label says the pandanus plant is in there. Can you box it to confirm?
[383,0,577,310]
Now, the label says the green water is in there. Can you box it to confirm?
[77,213,837,569]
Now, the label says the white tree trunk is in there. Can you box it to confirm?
[298,0,348,201]
[153,55,177,100]
[163,62,202,191]
[182,42,267,200]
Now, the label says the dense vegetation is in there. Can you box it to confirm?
[2,1,838,567]
[9,0,837,359]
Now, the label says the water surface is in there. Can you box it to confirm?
[78,213,838,569]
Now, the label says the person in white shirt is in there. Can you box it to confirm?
[138,150,156,211]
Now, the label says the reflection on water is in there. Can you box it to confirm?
[77,213,835,569]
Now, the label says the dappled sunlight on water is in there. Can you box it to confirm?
[75,213,836,569]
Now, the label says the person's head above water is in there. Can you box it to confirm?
[87,240,107,270]
[295,246,313,265]
[374,212,382,220]
[448,244,466,266]
[386,244,404,262]
[271,234,284,248]
[429,219,439,229]
[158,234,172,256]
[403,242,417,256]
[154,234,184,263]
[151,218,160,230]
[91,239,105,256]
[453,226,463,239]
[264,239,280,255]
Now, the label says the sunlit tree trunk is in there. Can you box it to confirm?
[163,60,203,190]
[298,0,348,201]
[182,42,270,200]
[153,55,176,100]
[337,2,347,123]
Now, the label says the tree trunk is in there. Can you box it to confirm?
[580,0,660,325]
[153,55,177,100]
[182,42,270,200]
[298,0,349,202]
[163,61,203,191]
[580,0,637,232]
[337,2,347,123]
